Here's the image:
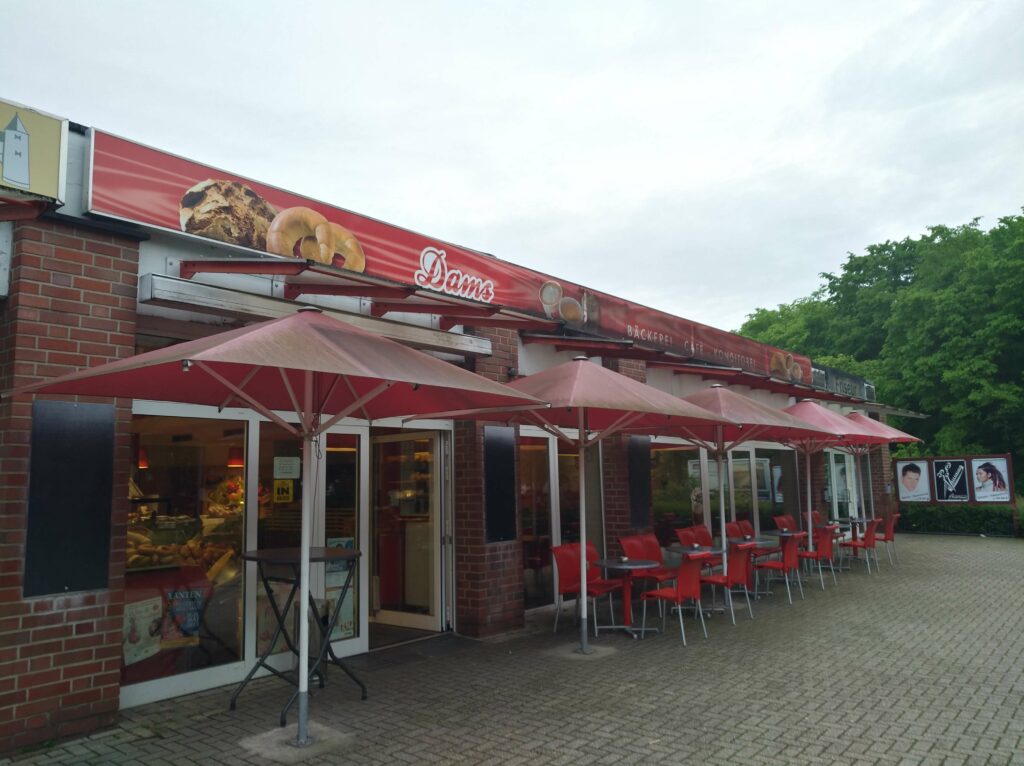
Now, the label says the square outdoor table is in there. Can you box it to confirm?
[229,547,366,726]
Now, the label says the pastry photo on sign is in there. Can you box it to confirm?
[178,181,366,272]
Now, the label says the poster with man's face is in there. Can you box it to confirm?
[932,459,969,502]
[896,460,931,502]
[971,457,1011,503]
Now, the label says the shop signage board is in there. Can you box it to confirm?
[0,98,68,203]
[894,454,1014,504]
[86,130,811,380]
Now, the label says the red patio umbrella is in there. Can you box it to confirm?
[426,356,733,654]
[4,307,546,745]
[676,385,836,558]
[782,401,889,525]
[846,412,922,444]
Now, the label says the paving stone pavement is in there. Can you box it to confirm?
[5,535,1024,766]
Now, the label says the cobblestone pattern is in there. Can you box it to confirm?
[5,535,1024,765]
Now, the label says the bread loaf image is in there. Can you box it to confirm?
[266,206,366,272]
[179,179,277,251]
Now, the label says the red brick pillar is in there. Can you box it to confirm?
[452,326,522,637]
[0,218,139,753]
[602,359,648,552]
[869,433,894,517]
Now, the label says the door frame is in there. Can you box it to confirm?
[370,429,446,631]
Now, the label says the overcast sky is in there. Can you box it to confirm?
[8,1,1024,331]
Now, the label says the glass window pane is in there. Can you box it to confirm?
[650,445,701,546]
[519,436,552,609]
[325,433,359,641]
[124,416,245,685]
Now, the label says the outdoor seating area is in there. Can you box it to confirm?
[553,510,901,649]
[17,533,1024,765]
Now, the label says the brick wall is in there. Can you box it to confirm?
[453,326,522,637]
[0,218,139,753]
[601,358,648,552]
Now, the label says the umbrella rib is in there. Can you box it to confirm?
[399,403,548,422]
[217,366,260,411]
[278,368,309,431]
[193,362,301,437]
[593,411,643,442]
[523,410,575,446]
[315,381,393,436]
[340,374,373,423]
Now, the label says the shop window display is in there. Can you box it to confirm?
[123,416,247,685]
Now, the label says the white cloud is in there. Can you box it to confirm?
[6,0,1023,331]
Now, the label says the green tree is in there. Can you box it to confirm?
[738,213,1024,469]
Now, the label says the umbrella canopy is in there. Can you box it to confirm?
[4,307,546,745]
[846,412,922,444]
[6,307,544,434]
[449,356,735,438]
[679,385,834,452]
[782,400,889,524]
[427,356,733,654]
[678,385,838,558]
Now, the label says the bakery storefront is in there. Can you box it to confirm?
[0,98,892,751]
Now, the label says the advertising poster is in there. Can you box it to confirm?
[161,582,212,649]
[971,457,1012,503]
[932,459,969,502]
[122,596,163,666]
[326,536,356,641]
[896,460,931,502]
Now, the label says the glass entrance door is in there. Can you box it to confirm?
[371,432,441,631]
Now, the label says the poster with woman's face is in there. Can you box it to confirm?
[933,459,969,502]
[971,457,1011,503]
[896,460,931,502]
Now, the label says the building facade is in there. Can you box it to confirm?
[0,101,895,753]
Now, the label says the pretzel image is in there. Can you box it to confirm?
[266,206,366,272]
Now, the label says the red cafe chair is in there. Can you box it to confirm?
[551,543,622,635]
[798,524,839,590]
[700,542,757,624]
[689,524,723,568]
[811,510,825,526]
[876,513,901,567]
[619,534,677,588]
[839,518,884,574]
[725,521,742,539]
[754,532,806,604]
[675,528,697,547]
[640,551,713,644]
[738,518,780,562]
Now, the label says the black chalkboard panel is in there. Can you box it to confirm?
[629,436,651,528]
[484,426,517,543]
[24,400,115,597]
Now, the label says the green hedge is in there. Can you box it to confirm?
[897,503,1019,537]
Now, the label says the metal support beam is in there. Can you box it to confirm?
[138,273,492,357]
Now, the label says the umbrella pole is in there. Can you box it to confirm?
[717,449,727,577]
[805,452,814,552]
[577,410,590,654]
[295,430,314,746]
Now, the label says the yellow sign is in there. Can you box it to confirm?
[273,480,294,504]
[0,99,68,202]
